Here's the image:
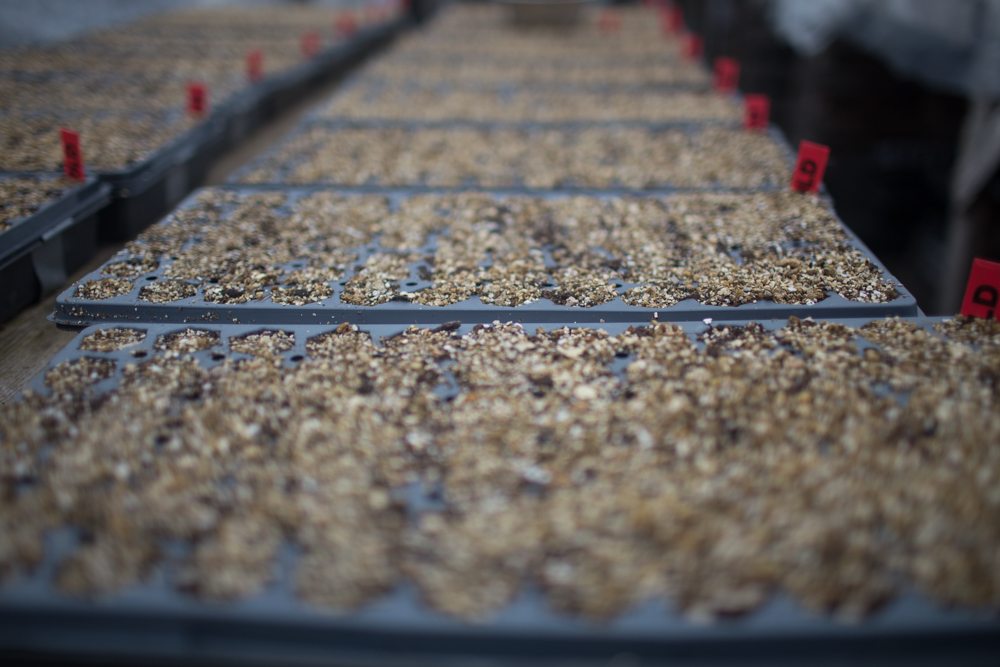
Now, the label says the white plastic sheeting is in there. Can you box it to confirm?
[771,0,1000,98]
[772,0,1000,310]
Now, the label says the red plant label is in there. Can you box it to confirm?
[714,57,740,93]
[598,9,621,33]
[336,12,358,37]
[247,50,263,82]
[744,94,770,130]
[301,31,320,58]
[187,82,207,116]
[663,6,683,33]
[60,128,85,181]
[682,34,703,60]
[791,141,830,194]
[960,258,1000,320]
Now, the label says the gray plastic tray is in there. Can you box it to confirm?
[373,50,693,68]
[301,115,745,133]
[312,67,712,113]
[95,115,223,242]
[0,106,227,243]
[347,61,715,94]
[0,173,108,267]
[51,186,919,327]
[97,18,405,242]
[214,19,405,155]
[228,120,795,189]
[94,19,405,244]
[2,317,997,666]
[0,173,111,323]
[94,24,402,242]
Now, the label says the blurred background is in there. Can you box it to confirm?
[4,0,998,313]
[0,0,358,47]
[675,0,1000,314]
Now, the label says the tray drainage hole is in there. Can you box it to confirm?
[145,276,157,281]
[290,355,304,363]
[132,350,148,358]
[211,353,225,361]
[406,281,417,287]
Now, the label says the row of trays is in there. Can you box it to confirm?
[8,4,997,665]
[40,5,918,329]
[0,17,405,323]
[229,119,793,189]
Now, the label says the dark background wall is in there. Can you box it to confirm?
[677,0,1000,314]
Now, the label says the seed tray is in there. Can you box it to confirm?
[0,20,403,242]
[381,41,692,67]
[230,121,795,190]
[112,5,400,40]
[99,18,405,241]
[349,70,714,95]
[212,19,405,159]
[95,113,224,242]
[0,69,249,115]
[0,173,110,323]
[303,116,744,132]
[307,81,742,125]
[2,317,998,666]
[55,37,320,60]
[358,57,712,89]
[383,50,692,68]
[0,107,220,241]
[407,23,687,54]
[392,39,687,62]
[0,108,203,172]
[52,186,917,327]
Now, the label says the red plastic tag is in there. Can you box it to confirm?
[335,12,358,37]
[598,9,621,33]
[664,6,684,34]
[744,94,770,130]
[682,34,703,60]
[247,49,263,83]
[301,31,320,58]
[960,258,1000,320]
[59,128,85,182]
[790,141,830,194]
[186,82,207,117]
[714,57,740,93]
